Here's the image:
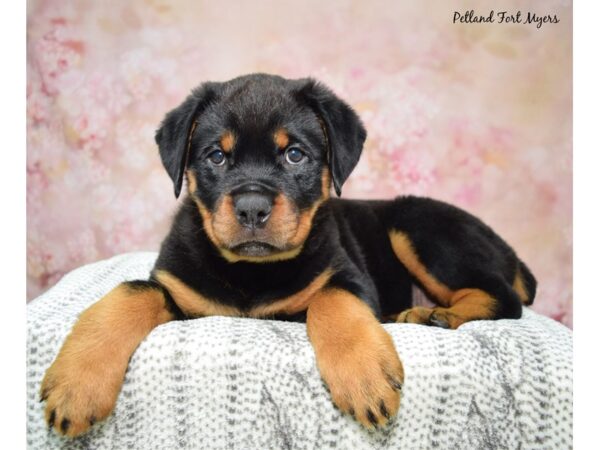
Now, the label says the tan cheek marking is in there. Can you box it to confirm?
[262,194,299,245]
[286,168,331,247]
[250,269,333,317]
[388,230,455,306]
[154,270,240,317]
[195,201,221,247]
[186,169,198,195]
[321,168,331,200]
[289,200,327,248]
[187,170,225,248]
[289,207,319,247]
[202,193,304,264]
[220,130,235,153]
[212,195,239,242]
[188,169,331,264]
[512,267,529,304]
[274,128,289,149]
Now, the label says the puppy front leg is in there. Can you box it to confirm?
[40,280,176,437]
[307,288,404,428]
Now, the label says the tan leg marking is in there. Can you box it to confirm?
[513,266,529,304]
[307,288,404,428]
[40,283,174,437]
[388,230,454,306]
[388,231,501,328]
[396,288,497,329]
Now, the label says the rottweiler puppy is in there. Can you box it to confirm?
[40,73,536,437]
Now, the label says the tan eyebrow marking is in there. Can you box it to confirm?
[220,130,236,153]
[273,128,289,149]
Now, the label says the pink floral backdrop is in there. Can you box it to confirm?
[26,0,572,327]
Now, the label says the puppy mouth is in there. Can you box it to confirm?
[229,241,278,257]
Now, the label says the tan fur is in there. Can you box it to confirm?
[388,230,454,306]
[220,130,235,153]
[40,283,174,437]
[154,270,240,317]
[156,269,333,318]
[211,194,240,246]
[273,128,289,149]
[187,168,332,264]
[320,169,331,200]
[187,171,223,248]
[513,267,529,304]
[250,269,333,317]
[388,230,500,328]
[286,169,331,248]
[307,288,404,428]
[217,246,304,263]
[396,288,497,329]
[211,192,305,261]
[394,305,433,324]
[187,168,198,194]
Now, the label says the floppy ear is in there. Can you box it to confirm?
[295,79,367,196]
[155,83,218,198]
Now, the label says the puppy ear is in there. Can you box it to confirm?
[155,83,218,198]
[295,79,367,196]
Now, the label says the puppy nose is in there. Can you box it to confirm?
[233,191,273,229]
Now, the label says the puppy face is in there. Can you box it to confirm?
[156,74,366,262]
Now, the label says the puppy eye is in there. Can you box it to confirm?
[284,147,306,164]
[207,150,226,166]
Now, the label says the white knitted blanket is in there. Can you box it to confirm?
[26,252,573,450]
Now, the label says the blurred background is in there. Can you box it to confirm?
[26,0,572,327]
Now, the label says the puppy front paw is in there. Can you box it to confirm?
[318,325,404,428]
[40,355,122,437]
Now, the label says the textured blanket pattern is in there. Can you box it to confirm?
[26,253,573,450]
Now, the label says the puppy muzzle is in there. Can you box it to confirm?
[231,183,276,230]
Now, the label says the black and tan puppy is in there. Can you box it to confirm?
[40,73,536,437]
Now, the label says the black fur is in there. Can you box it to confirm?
[294,78,367,195]
[125,279,185,320]
[41,99,538,437]
[151,73,536,324]
[155,83,219,198]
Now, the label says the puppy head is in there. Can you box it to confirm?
[155,74,366,262]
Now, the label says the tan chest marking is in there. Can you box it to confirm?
[155,268,333,319]
[154,270,240,317]
[249,269,333,317]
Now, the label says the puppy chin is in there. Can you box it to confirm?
[229,241,277,257]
